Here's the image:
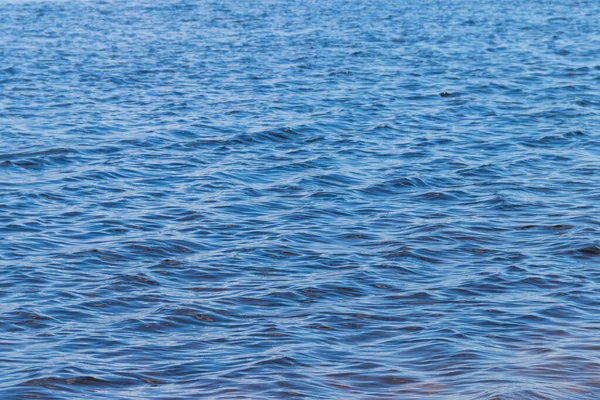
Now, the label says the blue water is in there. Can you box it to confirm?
[1,0,600,398]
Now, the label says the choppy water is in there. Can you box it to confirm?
[1,0,600,398]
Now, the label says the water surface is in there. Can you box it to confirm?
[1,0,600,398]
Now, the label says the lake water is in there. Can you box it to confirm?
[1,0,600,398]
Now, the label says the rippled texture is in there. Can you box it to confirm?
[2,0,600,398]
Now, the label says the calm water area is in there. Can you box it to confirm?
[1,0,600,398]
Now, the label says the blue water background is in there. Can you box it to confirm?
[1,0,600,398]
